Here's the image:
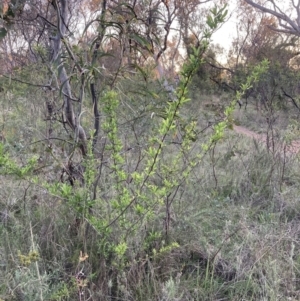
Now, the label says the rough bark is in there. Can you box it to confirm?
[51,0,87,156]
[90,0,107,153]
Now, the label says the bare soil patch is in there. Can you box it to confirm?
[233,125,300,155]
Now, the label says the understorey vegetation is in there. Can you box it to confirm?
[1,1,300,300]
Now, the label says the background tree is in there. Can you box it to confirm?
[219,1,300,112]
[244,0,300,36]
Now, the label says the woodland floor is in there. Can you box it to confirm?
[233,124,300,155]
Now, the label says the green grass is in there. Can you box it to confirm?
[2,86,300,301]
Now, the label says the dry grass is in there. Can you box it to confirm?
[2,89,300,300]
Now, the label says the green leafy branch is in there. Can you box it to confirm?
[100,5,230,232]
[203,59,269,151]
[0,143,38,178]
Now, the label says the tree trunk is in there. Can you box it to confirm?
[51,0,87,156]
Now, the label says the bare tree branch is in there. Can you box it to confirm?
[244,0,300,35]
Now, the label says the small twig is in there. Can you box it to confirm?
[210,227,242,263]
[211,143,218,188]
[281,87,300,111]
